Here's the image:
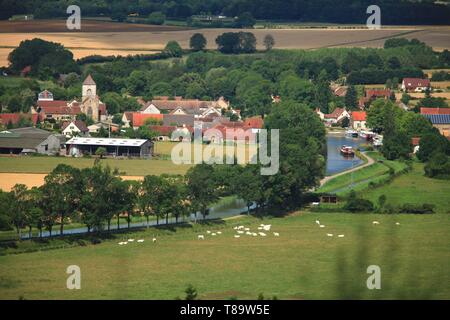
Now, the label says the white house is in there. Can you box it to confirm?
[61,120,89,137]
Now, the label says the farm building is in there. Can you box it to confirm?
[422,114,450,137]
[350,111,367,130]
[0,127,62,155]
[401,78,430,92]
[65,137,153,158]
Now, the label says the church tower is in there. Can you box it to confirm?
[81,74,100,121]
[82,74,96,99]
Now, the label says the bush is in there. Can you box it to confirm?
[398,203,435,214]
[344,191,374,212]
[148,11,165,25]
[424,152,450,179]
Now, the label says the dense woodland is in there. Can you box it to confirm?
[2,0,450,25]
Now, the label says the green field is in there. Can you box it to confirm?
[0,156,191,176]
[363,162,450,214]
[317,152,409,196]
[0,212,449,300]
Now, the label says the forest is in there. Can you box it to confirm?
[1,0,450,25]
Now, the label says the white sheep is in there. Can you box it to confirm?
[246,231,252,235]
[263,225,271,231]
[320,225,325,228]
[233,226,238,230]
[315,220,320,225]
[152,238,157,243]
[198,235,204,240]
[338,234,345,238]
[327,233,333,237]
[137,239,144,243]
[244,228,250,231]
[211,233,217,236]
[396,222,400,225]
[372,221,380,225]
[259,232,267,236]
[238,226,244,230]
[237,230,244,234]
[257,227,263,230]
[234,235,240,238]
[273,232,280,237]
[217,231,222,235]
[206,230,211,234]
[128,239,134,242]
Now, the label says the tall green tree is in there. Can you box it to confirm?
[344,85,358,110]
[186,164,219,220]
[189,33,207,51]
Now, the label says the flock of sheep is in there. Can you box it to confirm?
[197,223,280,240]
[316,218,401,239]
[117,218,401,246]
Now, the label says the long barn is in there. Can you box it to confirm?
[65,137,153,158]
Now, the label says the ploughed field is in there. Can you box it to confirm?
[1,20,450,66]
[0,212,448,299]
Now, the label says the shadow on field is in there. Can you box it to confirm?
[333,222,445,299]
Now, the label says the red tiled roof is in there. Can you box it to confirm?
[132,113,163,127]
[402,78,430,89]
[149,125,177,136]
[0,113,42,126]
[209,124,257,141]
[366,89,391,98]
[352,111,366,121]
[244,116,264,129]
[420,107,450,115]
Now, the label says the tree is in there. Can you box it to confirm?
[186,164,218,220]
[344,85,358,110]
[263,34,275,51]
[164,41,183,58]
[380,103,411,160]
[401,93,411,105]
[95,147,107,159]
[189,33,207,51]
[42,164,82,235]
[239,32,257,53]
[10,184,29,238]
[141,175,171,225]
[148,11,165,25]
[424,152,450,179]
[0,190,13,231]
[417,131,450,162]
[215,32,240,54]
[314,70,331,114]
[234,12,256,28]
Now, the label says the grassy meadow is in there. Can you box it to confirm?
[0,212,448,300]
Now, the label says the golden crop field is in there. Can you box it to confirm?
[1,20,450,67]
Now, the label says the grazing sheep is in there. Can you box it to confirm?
[118,242,125,245]
[217,231,222,234]
[244,228,250,231]
[312,202,320,206]
[259,232,267,237]
[315,220,320,225]
[273,232,280,237]
[233,226,238,230]
[372,221,380,225]
[258,227,263,230]
[396,222,400,225]
[263,225,271,231]
[320,225,325,228]
[252,233,257,236]
[152,238,157,243]
[238,226,244,230]
[338,234,345,238]
[234,235,240,238]
[206,230,211,234]
[212,233,217,236]
[246,231,252,235]
[198,235,204,240]
[128,239,134,242]
[137,239,144,243]
[237,230,244,234]
[327,233,333,237]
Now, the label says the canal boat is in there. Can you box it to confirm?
[340,145,355,156]
[345,129,359,138]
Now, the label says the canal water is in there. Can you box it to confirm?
[326,133,366,176]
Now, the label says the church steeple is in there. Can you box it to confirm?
[82,74,96,99]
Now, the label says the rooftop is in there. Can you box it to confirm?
[66,137,149,147]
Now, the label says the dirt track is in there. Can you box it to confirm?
[0,173,143,191]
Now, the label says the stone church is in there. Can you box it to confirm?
[35,75,107,122]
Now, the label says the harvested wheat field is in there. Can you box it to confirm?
[0,173,144,191]
[1,20,450,67]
